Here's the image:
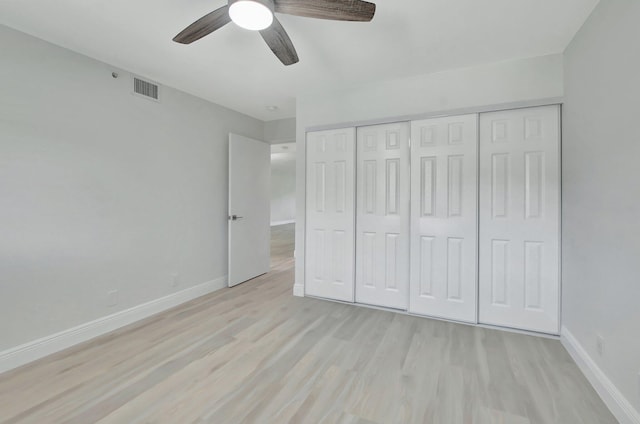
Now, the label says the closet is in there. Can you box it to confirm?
[305,104,560,334]
[478,106,560,334]
[355,122,410,310]
[409,114,478,323]
[305,128,356,302]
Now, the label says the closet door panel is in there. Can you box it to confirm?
[409,114,478,322]
[306,128,356,302]
[478,105,560,334]
[356,122,410,310]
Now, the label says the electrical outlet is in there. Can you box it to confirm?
[107,290,118,307]
[596,334,605,357]
[172,273,180,288]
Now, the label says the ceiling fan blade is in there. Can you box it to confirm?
[274,0,375,22]
[259,17,299,66]
[173,6,231,44]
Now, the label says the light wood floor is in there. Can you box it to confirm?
[0,223,615,423]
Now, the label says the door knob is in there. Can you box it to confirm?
[229,214,244,221]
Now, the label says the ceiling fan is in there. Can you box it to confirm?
[173,0,376,66]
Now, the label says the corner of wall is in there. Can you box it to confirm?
[561,327,640,424]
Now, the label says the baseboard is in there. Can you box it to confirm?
[293,284,304,297]
[271,219,295,226]
[0,276,227,375]
[561,326,640,424]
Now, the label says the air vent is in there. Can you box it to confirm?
[133,77,160,101]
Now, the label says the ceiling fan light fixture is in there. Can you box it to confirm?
[229,0,274,31]
[173,0,375,65]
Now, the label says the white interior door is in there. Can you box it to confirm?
[478,105,560,334]
[228,133,271,287]
[305,128,356,302]
[355,122,410,310]
[409,114,478,323]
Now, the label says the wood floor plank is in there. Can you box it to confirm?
[0,224,616,423]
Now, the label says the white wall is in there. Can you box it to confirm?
[266,119,297,226]
[264,118,296,144]
[562,1,640,421]
[0,25,264,352]
[270,147,296,225]
[294,54,564,294]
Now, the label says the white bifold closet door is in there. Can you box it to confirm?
[409,114,478,323]
[355,122,410,310]
[305,128,356,302]
[479,105,560,334]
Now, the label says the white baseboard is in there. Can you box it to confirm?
[271,219,295,226]
[293,284,304,297]
[561,326,640,424]
[0,276,227,375]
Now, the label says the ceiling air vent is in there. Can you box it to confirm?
[133,77,160,101]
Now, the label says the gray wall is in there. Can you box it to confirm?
[563,0,640,414]
[270,149,296,225]
[0,25,264,351]
[266,120,296,225]
[264,118,296,144]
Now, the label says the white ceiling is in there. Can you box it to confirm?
[0,0,598,121]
